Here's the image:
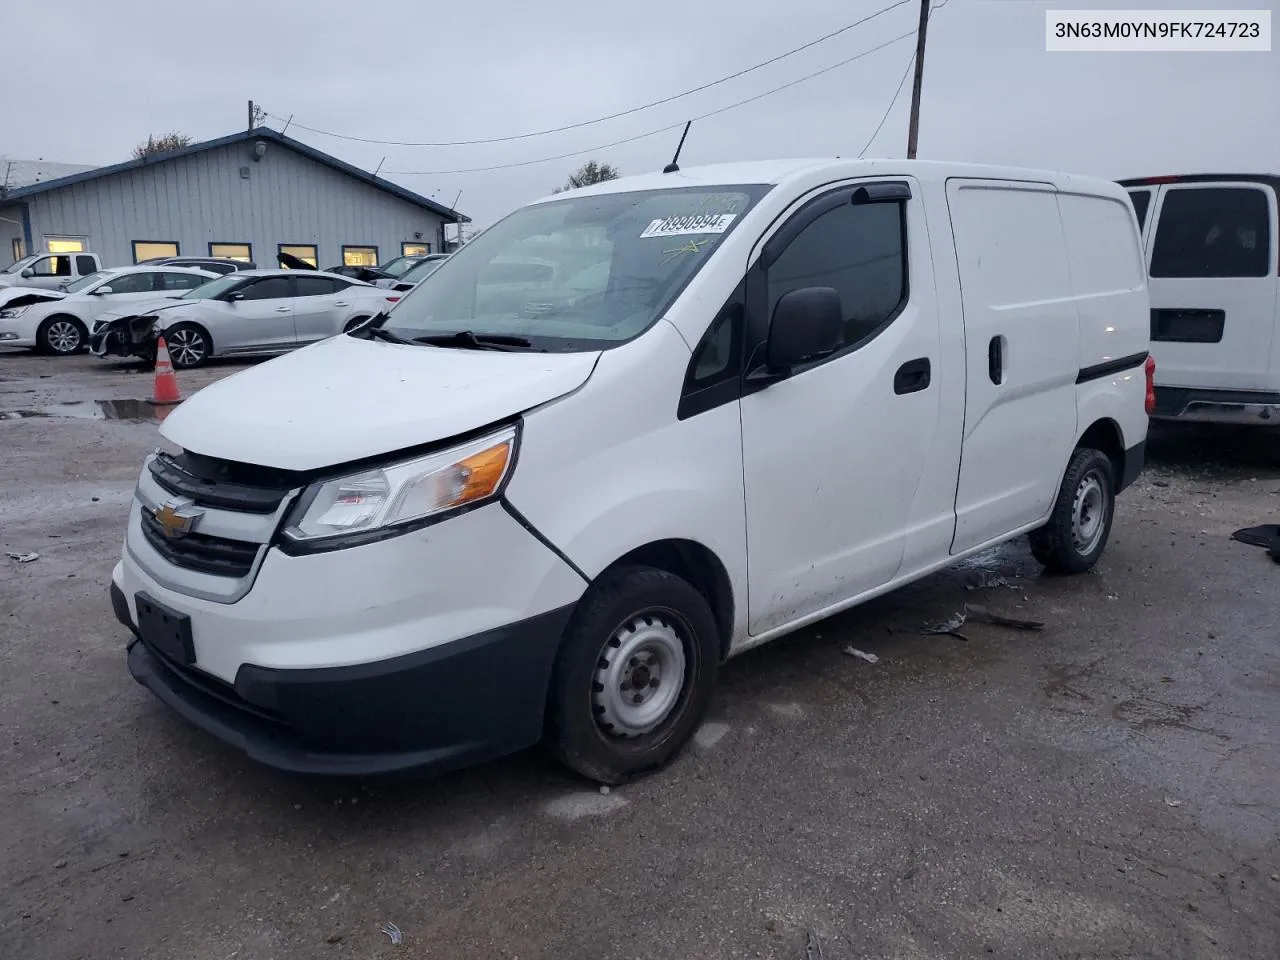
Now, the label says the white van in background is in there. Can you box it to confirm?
[1121,174,1279,426]
[110,160,1151,784]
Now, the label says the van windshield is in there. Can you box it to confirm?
[379,184,770,351]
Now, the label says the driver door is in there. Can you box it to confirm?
[219,276,297,352]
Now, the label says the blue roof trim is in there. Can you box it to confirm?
[1,127,469,223]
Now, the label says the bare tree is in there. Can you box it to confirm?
[554,160,620,194]
[132,132,193,160]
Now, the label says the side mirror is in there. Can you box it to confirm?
[225,292,245,302]
[92,286,113,296]
[766,287,843,370]
[20,268,33,278]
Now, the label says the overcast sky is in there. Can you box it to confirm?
[7,0,1278,228]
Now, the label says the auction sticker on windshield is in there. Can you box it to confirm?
[640,214,737,239]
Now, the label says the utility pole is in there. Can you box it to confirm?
[247,100,254,132]
[906,0,930,159]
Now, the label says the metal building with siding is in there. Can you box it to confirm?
[0,127,468,270]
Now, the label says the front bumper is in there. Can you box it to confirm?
[1151,386,1280,426]
[113,496,587,775]
[118,584,573,776]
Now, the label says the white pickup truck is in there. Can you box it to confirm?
[0,252,105,310]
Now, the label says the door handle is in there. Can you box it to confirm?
[333,301,349,307]
[275,306,291,312]
[893,357,931,395]
[988,336,1004,385]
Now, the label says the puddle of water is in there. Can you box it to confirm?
[0,399,175,422]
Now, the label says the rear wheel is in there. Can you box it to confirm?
[546,566,719,784]
[343,316,372,333]
[163,323,211,369]
[37,315,87,355]
[1030,447,1116,574]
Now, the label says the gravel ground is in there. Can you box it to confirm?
[2,349,1278,960]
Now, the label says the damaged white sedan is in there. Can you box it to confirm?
[88,269,401,368]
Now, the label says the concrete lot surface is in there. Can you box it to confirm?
[2,350,1278,959]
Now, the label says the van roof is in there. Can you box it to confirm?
[1119,174,1279,189]
[536,158,1128,203]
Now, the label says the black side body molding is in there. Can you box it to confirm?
[1076,351,1149,385]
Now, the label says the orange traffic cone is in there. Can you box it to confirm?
[150,336,182,406]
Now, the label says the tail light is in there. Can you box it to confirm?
[1144,354,1156,415]
[385,296,401,303]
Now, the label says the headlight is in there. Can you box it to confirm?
[282,426,516,545]
[0,306,29,319]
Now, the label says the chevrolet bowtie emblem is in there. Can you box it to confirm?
[153,498,202,539]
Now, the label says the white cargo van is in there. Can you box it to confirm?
[1120,174,1279,425]
[110,160,1152,783]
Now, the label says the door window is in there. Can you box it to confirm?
[1150,186,1272,278]
[76,255,97,275]
[102,272,158,294]
[161,272,208,291]
[237,276,292,301]
[1127,190,1152,230]
[766,198,908,354]
[294,275,344,297]
[30,255,71,277]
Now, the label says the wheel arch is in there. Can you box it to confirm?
[589,539,736,661]
[37,313,88,352]
[1075,417,1124,486]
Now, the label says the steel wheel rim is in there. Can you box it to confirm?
[48,321,80,353]
[168,330,205,366]
[1071,470,1108,554]
[592,612,688,738]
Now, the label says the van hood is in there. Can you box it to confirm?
[160,333,600,471]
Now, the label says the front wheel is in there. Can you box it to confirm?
[163,323,211,369]
[545,566,720,784]
[37,316,87,355]
[1030,447,1116,574]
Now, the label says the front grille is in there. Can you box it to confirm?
[141,507,259,577]
[150,452,297,513]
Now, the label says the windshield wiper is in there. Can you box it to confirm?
[412,330,533,351]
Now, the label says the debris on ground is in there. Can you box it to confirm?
[966,571,1023,591]
[1164,796,1183,807]
[842,646,879,664]
[379,922,403,945]
[7,552,39,563]
[325,932,344,944]
[806,928,824,960]
[924,604,1045,640]
[964,603,1045,631]
[1230,524,1280,564]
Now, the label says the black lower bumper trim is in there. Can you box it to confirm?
[1118,440,1145,494]
[127,604,574,776]
[110,581,136,634]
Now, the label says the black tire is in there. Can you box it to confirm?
[546,565,720,785]
[343,316,371,333]
[37,315,87,355]
[1030,447,1116,575]
[163,323,212,369]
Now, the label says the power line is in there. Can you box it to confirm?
[384,30,915,176]
[265,0,912,148]
[857,54,916,157]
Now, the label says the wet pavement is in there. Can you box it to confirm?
[1,350,1278,959]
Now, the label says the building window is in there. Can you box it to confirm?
[209,242,253,262]
[45,236,86,254]
[133,240,180,263]
[10,238,25,263]
[278,244,319,268]
[343,245,378,267]
[402,242,430,257]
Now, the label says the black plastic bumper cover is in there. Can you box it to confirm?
[118,582,573,776]
[1118,440,1145,494]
